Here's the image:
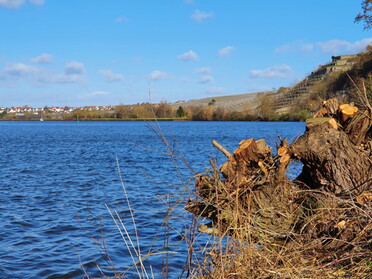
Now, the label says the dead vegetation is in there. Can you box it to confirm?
[186,94,372,278]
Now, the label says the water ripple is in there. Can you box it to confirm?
[0,121,305,278]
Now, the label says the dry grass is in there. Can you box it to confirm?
[187,163,372,279]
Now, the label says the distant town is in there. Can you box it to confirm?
[0,102,191,121]
[0,104,114,115]
[0,104,118,120]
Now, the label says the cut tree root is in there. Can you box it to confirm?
[185,98,372,278]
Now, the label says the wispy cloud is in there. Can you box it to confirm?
[317,38,372,54]
[191,10,213,23]
[86,91,110,97]
[115,16,129,23]
[218,46,235,57]
[0,0,45,8]
[31,53,54,64]
[180,77,191,83]
[275,41,314,53]
[205,86,227,95]
[250,64,292,79]
[275,38,372,55]
[177,50,199,61]
[198,75,213,84]
[29,0,45,5]
[98,69,124,82]
[64,61,85,75]
[0,0,24,8]
[148,70,172,81]
[184,0,194,4]
[0,60,86,85]
[196,67,212,74]
[39,61,86,84]
[78,91,111,100]
[0,63,38,79]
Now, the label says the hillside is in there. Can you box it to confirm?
[170,91,270,112]
[171,48,371,115]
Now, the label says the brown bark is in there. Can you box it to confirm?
[290,120,372,194]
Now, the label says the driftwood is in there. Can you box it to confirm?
[185,99,372,274]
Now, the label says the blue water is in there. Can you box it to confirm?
[0,121,305,279]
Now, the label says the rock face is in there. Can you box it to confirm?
[186,98,371,277]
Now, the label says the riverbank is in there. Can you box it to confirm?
[0,110,311,122]
[187,98,372,278]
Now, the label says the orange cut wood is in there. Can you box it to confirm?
[234,138,259,163]
[277,146,288,156]
[258,160,268,176]
[279,154,290,164]
[355,192,372,204]
[328,118,338,129]
[314,107,327,118]
[339,104,358,122]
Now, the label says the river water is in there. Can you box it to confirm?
[0,121,305,279]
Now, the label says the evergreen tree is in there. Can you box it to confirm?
[176,106,186,118]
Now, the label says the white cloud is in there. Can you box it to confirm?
[198,75,213,84]
[275,42,314,53]
[191,10,213,23]
[31,53,53,64]
[0,0,45,8]
[0,60,86,85]
[1,63,38,79]
[317,38,372,54]
[177,50,199,61]
[148,70,172,81]
[115,16,129,23]
[29,0,45,5]
[184,0,194,4]
[218,46,235,57]
[250,64,292,79]
[98,69,124,82]
[299,44,314,52]
[317,40,350,54]
[39,73,82,84]
[275,38,372,55]
[38,61,86,84]
[205,86,227,95]
[4,63,38,76]
[0,0,24,8]
[196,67,212,74]
[64,61,85,75]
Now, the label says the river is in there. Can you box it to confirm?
[0,121,305,278]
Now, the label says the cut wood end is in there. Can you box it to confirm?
[355,192,372,204]
[239,138,255,148]
[258,160,268,175]
[314,107,327,118]
[339,104,358,122]
[234,138,258,159]
[277,146,288,156]
[279,154,290,164]
[328,118,339,130]
[334,220,346,230]
[339,104,358,115]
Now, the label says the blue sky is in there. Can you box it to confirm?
[0,0,371,107]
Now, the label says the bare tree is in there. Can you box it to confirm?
[355,0,371,30]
